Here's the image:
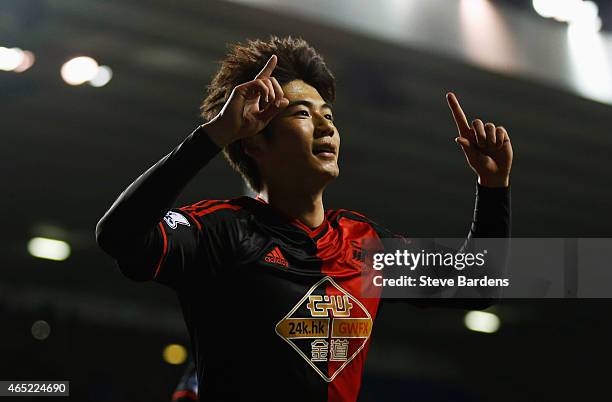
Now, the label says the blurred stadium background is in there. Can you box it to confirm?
[2,0,612,401]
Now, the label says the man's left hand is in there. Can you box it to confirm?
[446,92,513,188]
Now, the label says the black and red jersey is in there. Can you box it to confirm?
[96,125,511,402]
[152,195,396,401]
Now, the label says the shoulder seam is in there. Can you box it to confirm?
[329,209,369,223]
[178,198,244,218]
[331,209,400,239]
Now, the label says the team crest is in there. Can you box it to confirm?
[275,276,373,382]
[163,211,190,229]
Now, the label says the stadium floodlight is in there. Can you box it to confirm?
[0,47,23,71]
[569,1,602,32]
[464,310,500,333]
[89,65,113,87]
[532,0,557,18]
[61,56,99,86]
[533,0,601,31]
[27,237,71,261]
[533,0,581,22]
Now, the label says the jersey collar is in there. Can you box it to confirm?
[254,194,330,240]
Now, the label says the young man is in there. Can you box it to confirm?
[96,36,512,402]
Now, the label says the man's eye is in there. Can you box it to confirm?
[295,110,333,121]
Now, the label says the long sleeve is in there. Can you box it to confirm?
[382,182,511,308]
[469,183,511,238]
[427,182,510,307]
[95,125,221,281]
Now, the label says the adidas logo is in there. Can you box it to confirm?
[264,246,288,268]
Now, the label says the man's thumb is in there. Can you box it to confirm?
[455,137,471,150]
[455,136,476,158]
[257,97,289,123]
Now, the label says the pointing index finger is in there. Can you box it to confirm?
[446,92,471,137]
[255,54,277,79]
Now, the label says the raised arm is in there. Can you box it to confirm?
[95,54,289,280]
[388,93,513,308]
[94,125,221,262]
[432,93,513,305]
[447,91,512,243]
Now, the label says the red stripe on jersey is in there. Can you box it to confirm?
[182,200,226,215]
[171,390,198,401]
[196,199,216,206]
[153,222,168,280]
[179,201,242,230]
[189,199,218,210]
[191,203,242,217]
[180,200,234,230]
[319,216,383,402]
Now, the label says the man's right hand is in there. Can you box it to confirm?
[203,54,289,147]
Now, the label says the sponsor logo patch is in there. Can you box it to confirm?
[275,276,373,382]
[163,211,190,229]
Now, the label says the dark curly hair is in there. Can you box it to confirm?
[200,35,336,192]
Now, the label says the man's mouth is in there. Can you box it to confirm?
[312,143,337,157]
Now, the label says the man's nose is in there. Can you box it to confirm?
[314,115,335,138]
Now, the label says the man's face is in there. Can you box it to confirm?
[251,79,340,188]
